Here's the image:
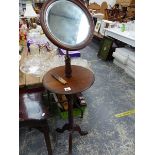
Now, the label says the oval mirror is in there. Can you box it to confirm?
[40,0,94,51]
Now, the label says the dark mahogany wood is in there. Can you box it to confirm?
[43,65,95,154]
[43,65,95,95]
[65,50,72,78]
[40,0,94,51]
[19,91,52,155]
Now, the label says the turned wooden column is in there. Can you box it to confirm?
[65,50,72,78]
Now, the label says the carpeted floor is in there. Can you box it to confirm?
[19,39,135,155]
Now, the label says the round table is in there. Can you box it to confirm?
[43,65,95,154]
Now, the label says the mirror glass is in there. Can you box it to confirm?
[45,0,90,47]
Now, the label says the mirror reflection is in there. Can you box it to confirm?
[46,0,90,46]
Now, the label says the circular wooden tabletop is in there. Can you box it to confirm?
[43,65,95,95]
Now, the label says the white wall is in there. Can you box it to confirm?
[89,0,116,7]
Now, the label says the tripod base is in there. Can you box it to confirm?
[56,123,88,136]
[56,123,88,155]
[56,94,88,154]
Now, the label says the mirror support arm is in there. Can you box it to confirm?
[65,50,72,78]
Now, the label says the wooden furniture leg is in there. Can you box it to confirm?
[42,122,53,155]
[56,95,88,154]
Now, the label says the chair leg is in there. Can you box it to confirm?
[42,123,53,155]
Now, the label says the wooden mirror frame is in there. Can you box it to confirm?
[40,0,94,51]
